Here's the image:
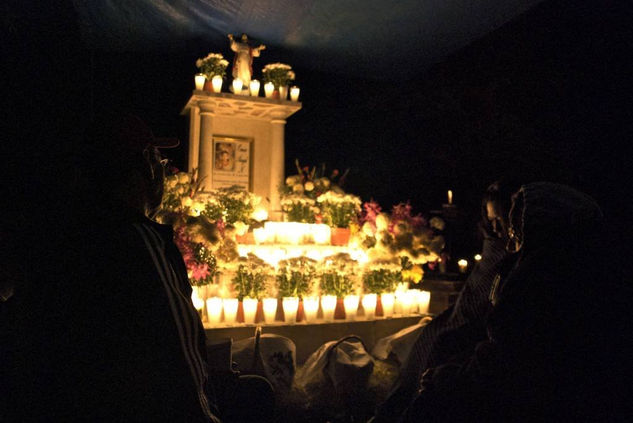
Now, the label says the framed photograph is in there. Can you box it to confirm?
[211,136,252,190]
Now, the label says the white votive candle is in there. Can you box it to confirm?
[321,295,337,321]
[302,296,319,322]
[282,297,299,323]
[381,292,395,317]
[344,295,360,321]
[262,297,278,323]
[400,291,414,316]
[264,82,274,98]
[242,297,258,324]
[361,293,377,320]
[408,289,421,313]
[206,297,222,325]
[211,75,223,93]
[222,298,239,325]
[290,86,300,101]
[194,74,206,90]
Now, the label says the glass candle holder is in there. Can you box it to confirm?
[343,295,360,321]
[262,297,278,323]
[282,297,299,324]
[418,290,431,315]
[302,296,319,322]
[361,293,377,320]
[381,292,395,317]
[321,295,337,321]
[206,297,222,325]
[249,79,260,96]
[264,82,274,98]
[242,297,258,324]
[211,75,223,93]
[222,298,239,325]
[290,86,300,101]
[194,74,206,90]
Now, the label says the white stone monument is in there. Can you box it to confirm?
[181,91,301,219]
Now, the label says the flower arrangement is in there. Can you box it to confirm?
[196,52,229,79]
[317,191,362,228]
[262,63,295,88]
[200,185,261,225]
[276,257,317,298]
[280,195,318,223]
[318,253,360,297]
[174,227,217,286]
[232,263,270,300]
[362,268,402,294]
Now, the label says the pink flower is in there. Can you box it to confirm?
[190,263,210,281]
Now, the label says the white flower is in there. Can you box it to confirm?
[429,217,446,231]
[304,181,314,191]
[286,175,301,186]
[178,173,190,184]
[292,184,304,194]
[320,178,331,188]
[166,176,178,188]
[196,59,203,68]
[181,197,193,208]
[233,221,249,236]
[375,213,390,231]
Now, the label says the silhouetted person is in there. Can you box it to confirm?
[3,114,221,421]
[372,179,521,422]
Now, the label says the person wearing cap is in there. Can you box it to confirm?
[3,114,221,422]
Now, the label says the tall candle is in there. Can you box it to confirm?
[321,295,337,321]
[242,297,258,324]
[262,297,278,323]
[418,290,431,315]
[343,295,360,321]
[448,190,453,205]
[206,297,222,325]
[194,74,206,90]
[303,296,319,322]
[361,293,377,320]
[222,298,239,325]
[264,82,274,98]
[282,297,299,323]
[211,75,223,93]
[249,79,260,96]
[381,292,395,317]
[232,78,243,94]
[290,86,300,101]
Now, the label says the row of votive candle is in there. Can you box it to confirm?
[193,290,430,326]
[194,74,300,101]
[253,222,331,245]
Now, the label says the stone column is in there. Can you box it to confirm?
[198,102,215,191]
[187,105,200,172]
[269,112,286,220]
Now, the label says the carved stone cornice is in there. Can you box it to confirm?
[181,91,301,121]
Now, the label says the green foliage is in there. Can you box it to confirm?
[362,269,402,294]
[284,203,316,223]
[232,264,267,300]
[320,202,358,228]
[191,244,217,286]
[276,258,316,298]
[319,271,354,297]
[200,185,256,224]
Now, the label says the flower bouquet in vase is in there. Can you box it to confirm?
[196,52,229,92]
[317,191,361,245]
[262,63,295,99]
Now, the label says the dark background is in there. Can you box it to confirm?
[4,0,632,270]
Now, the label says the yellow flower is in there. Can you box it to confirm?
[304,181,314,191]
[178,173,190,184]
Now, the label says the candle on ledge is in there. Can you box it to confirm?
[381,292,395,317]
[264,82,275,98]
[211,75,223,93]
[194,74,206,91]
[343,295,360,321]
[206,297,222,325]
[242,297,258,324]
[448,190,453,205]
[232,78,243,94]
[408,289,421,314]
[249,79,260,96]
[282,297,299,323]
[474,254,482,262]
[262,297,278,323]
[303,296,319,322]
[400,291,414,316]
[321,295,337,321]
[290,86,300,101]
[222,298,239,325]
[458,259,468,273]
[418,290,431,315]
[361,293,377,320]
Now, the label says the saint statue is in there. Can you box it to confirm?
[228,33,266,88]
